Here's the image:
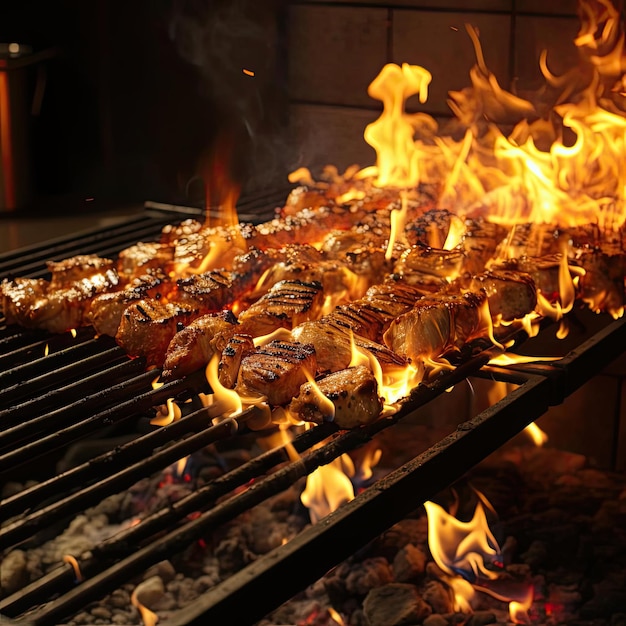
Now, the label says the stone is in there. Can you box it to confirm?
[363,583,432,626]
[144,560,176,583]
[90,606,112,619]
[467,611,497,625]
[133,575,165,608]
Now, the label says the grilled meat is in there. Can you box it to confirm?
[47,255,117,289]
[405,208,453,248]
[172,228,246,274]
[288,365,383,428]
[460,218,508,276]
[495,222,562,260]
[116,243,174,280]
[237,340,317,406]
[161,310,239,380]
[218,334,256,388]
[160,218,203,245]
[175,270,237,311]
[383,291,488,363]
[88,271,171,337]
[489,255,564,302]
[394,246,465,284]
[116,300,201,367]
[238,279,325,336]
[470,270,537,321]
[575,248,625,317]
[2,256,120,333]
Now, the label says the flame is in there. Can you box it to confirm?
[69,328,77,338]
[243,68,255,77]
[205,354,243,419]
[131,587,159,626]
[150,379,182,427]
[385,191,410,259]
[44,343,49,357]
[354,2,625,230]
[301,454,355,523]
[62,555,83,582]
[302,367,335,420]
[328,607,346,625]
[424,499,501,584]
[509,587,534,624]
[525,422,548,446]
[252,327,293,347]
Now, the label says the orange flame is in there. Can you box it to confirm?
[62,555,83,582]
[150,378,182,427]
[525,422,548,447]
[131,586,159,626]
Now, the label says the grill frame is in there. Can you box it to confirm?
[1,200,624,625]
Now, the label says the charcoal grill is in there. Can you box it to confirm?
[0,197,624,626]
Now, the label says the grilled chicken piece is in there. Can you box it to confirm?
[232,244,324,295]
[1,278,53,329]
[575,248,625,317]
[383,291,488,363]
[460,218,508,276]
[282,185,330,215]
[88,271,171,337]
[489,255,564,302]
[117,243,174,281]
[238,280,325,337]
[395,246,465,284]
[175,270,237,312]
[289,365,383,428]
[495,222,562,260]
[172,229,246,274]
[405,208,453,248]
[161,310,239,380]
[47,255,117,289]
[218,334,256,388]
[160,218,203,245]
[470,270,537,321]
[2,256,120,333]
[237,340,317,406]
[291,319,406,374]
[116,300,201,367]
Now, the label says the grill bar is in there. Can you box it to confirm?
[1,199,624,626]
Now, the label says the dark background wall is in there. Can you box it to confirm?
[0,0,289,212]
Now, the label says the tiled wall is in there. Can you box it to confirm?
[285,0,621,172]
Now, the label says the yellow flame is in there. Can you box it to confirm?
[509,587,533,624]
[252,327,294,347]
[301,455,355,524]
[525,422,548,446]
[205,353,243,419]
[131,587,159,626]
[69,328,77,338]
[150,378,182,427]
[424,499,500,583]
[328,607,346,625]
[44,343,49,357]
[302,367,336,420]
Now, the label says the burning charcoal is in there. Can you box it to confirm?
[362,583,432,625]
[344,557,394,596]
[466,611,497,625]
[289,365,383,428]
[422,579,454,615]
[422,615,449,626]
[392,544,428,582]
[237,340,317,406]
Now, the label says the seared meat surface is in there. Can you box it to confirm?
[237,340,317,406]
[218,334,256,388]
[470,270,537,321]
[289,365,383,428]
[238,279,325,336]
[161,311,238,380]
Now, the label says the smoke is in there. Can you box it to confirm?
[168,0,291,197]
